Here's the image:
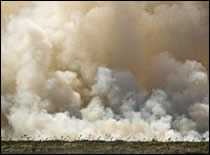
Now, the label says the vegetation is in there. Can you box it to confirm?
[1,140,209,154]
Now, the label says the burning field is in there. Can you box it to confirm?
[1,1,209,154]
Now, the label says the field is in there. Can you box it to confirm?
[1,140,209,154]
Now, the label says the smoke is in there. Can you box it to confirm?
[1,1,209,141]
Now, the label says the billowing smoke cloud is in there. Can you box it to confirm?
[1,1,209,141]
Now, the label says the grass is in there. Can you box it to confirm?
[1,140,209,154]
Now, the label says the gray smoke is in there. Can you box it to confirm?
[1,1,209,141]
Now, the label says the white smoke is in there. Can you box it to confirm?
[1,1,209,141]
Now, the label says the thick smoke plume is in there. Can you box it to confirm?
[1,1,209,141]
